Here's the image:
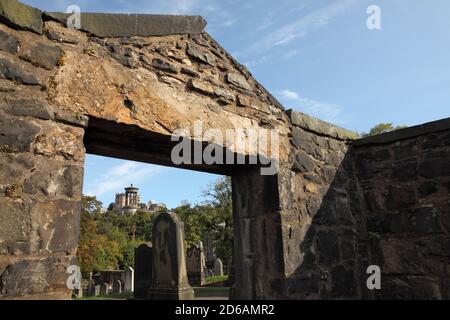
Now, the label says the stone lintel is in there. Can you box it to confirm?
[286,109,359,141]
[43,12,207,38]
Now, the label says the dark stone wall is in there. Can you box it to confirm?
[353,129,450,300]
[281,111,364,299]
[1,0,449,300]
[282,110,450,300]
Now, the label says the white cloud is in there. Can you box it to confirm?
[247,0,358,53]
[244,55,269,68]
[283,49,300,60]
[85,161,165,198]
[279,89,343,124]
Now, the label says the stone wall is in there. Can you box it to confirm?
[353,121,450,299]
[1,0,449,300]
[280,110,364,299]
[0,1,86,297]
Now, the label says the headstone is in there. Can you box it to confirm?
[87,272,94,296]
[186,241,206,286]
[213,258,223,276]
[124,267,134,292]
[113,280,122,294]
[94,285,101,297]
[76,287,83,298]
[147,212,194,300]
[203,232,216,263]
[134,242,153,299]
[100,283,109,296]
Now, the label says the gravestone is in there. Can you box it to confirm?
[186,241,206,286]
[94,285,101,297]
[113,280,122,294]
[214,258,224,276]
[124,267,134,292]
[134,242,153,298]
[147,212,194,300]
[203,232,216,263]
[100,283,109,296]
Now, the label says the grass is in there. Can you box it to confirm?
[194,287,230,297]
[205,275,228,284]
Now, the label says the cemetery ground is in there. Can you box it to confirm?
[77,276,230,300]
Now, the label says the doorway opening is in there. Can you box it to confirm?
[79,117,282,300]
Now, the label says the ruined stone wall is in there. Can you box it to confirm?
[1,0,449,300]
[0,0,290,299]
[353,121,450,299]
[0,3,87,298]
[279,110,363,299]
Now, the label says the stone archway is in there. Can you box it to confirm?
[0,1,291,299]
[2,1,449,300]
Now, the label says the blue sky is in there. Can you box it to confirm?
[22,0,450,208]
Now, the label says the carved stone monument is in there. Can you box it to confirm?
[134,242,153,298]
[147,212,194,300]
[213,258,224,276]
[113,280,122,294]
[124,267,134,292]
[186,241,206,286]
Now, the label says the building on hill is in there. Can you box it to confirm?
[113,185,166,215]
[114,184,141,215]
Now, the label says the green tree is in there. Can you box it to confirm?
[203,177,233,264]
[362,123,407,137]
[174,177,233,263]
[81,195,103,214]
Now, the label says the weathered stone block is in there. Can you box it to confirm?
[419,159,450,178]
[226,72,251,91]
[22,43,62,70]
[23,164,83,198]
[33,122,85,161]
[0,29,19,54]
[0,0,43,34]
[391,161,417,182]
[0,153,34,185]
[340,239,356,260]
[335,196,353,225]
[151,58,178,74]
[0,198,32,244]
[0,57,40,85]
[287,271,319,297]
[292,150,315,173]
[32,200,81,253]
[188,79,215,96]
[45,12,206,38]
[418,181,438,197]
[408,206,442,234]
[0,255,73,297]
[287,109,359,140]
[387,185,416,211]
[6,99,53,120]
[186,42,215,66]
[317,231,340,265]
[376,276,441,300]
[0,112,40,152]
[330,266,356,297]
